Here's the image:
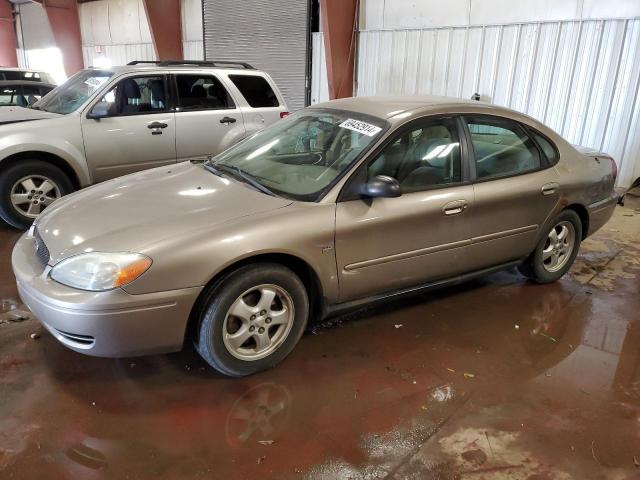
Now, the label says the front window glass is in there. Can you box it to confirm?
[367,119,461,192]
[90,76,167,116]
[212,109,388,201]
[34,69,113,114]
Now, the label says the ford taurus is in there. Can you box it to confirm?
[12,96,618,376]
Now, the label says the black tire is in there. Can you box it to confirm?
[0,160,74,229]
[195,263,309,377]
[518,210,582,284]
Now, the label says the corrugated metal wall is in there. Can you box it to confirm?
[202,0,310,111]
[310,33,329,105]
[356,19,640,188]
[79,0,204,67]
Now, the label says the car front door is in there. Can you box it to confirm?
[335,116,474,302]
[173,73,246,161]
[81,74,177,183]
[462,115,561,271]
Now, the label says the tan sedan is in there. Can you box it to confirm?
[12,96,618,376]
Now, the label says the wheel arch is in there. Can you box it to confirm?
[564,203,589,240]
[186,252,325,341]
[0,151,83,190]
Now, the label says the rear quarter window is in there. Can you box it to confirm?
[530,130,560,165]
[228,74,279,108]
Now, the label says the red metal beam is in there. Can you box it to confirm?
[142,0,183,61]
[35,0,84,76]
[0,0,18,67]
[320,0,358,99]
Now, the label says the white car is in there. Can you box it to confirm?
[0,60,288,228]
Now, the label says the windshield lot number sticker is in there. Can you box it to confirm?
[339,119,382,137]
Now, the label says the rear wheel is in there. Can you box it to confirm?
[518,210,582,283]
[0,160,73,229]
[195,263,309,377]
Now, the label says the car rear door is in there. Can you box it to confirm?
[334,116,474,302]
[81,74,177,183]
[462,115,561,271]
[173,72,246,161]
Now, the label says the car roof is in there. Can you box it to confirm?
[313,95,532,123]
[91,63,267,76]
[0,68,46,73]
[0,80,56,88]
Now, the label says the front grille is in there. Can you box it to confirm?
[33,227,50,266]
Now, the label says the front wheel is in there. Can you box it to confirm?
[518,210,582,283]
[195,264,309,377]
[0,160,74,229]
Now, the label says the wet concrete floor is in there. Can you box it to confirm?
[1,198,639,480]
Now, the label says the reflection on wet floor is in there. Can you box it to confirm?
[0,200,639,479]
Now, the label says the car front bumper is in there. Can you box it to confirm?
[12,232,203,357]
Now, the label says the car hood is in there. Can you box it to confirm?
[0,105,60,125]
[35,161,293,264]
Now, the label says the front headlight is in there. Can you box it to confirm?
[50,252,152,291]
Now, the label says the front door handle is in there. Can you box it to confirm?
[541,183,559,196]
[442,200,468,216]
[220,116,237,124]
[147,122,168,129]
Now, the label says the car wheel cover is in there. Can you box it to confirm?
[10,175,61,219]
[542,220,576,273]
[222,284,295,361]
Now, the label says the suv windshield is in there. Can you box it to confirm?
[212,109,388,201]
[34,70,113,114]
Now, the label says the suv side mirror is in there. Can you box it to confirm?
[87,102,110,119]
[359,175,401,199]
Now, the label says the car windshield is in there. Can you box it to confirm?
[33,70,113,114]
[212,109,388,201]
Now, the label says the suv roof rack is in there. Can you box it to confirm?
[127,60,255,69]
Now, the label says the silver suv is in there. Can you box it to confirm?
[0,60,288,229]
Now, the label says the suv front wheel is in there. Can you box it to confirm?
[0,160,73,229]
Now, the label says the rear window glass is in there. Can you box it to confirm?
[228,75,279,108]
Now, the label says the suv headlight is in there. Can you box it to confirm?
[50,252,152,291]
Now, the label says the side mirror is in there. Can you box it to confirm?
[87,102,110,119]
[359,175,401,199]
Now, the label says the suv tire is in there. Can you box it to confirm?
[195,263,309,377]
[0,160,74,229]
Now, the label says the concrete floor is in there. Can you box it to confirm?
[1,197,639,480]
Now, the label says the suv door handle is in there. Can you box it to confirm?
[541,183,559,196]
[147,122,168,129]
[220,116,237,124]
[442,200,468,216]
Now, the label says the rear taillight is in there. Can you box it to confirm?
[279,111,290,119]
[610,158,618,180]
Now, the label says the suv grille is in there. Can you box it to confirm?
[33,227,50,266]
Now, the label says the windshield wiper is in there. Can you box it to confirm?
[202,158,225,177]
[215,163,276,197]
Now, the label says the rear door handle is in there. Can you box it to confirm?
[442,200,468,216]
[147,122,168,129]
[220,116,237,124]
[541,183,559,196]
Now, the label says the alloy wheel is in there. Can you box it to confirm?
[10,175,61,218]
[542,221,576,273]
[222,284,295,361]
